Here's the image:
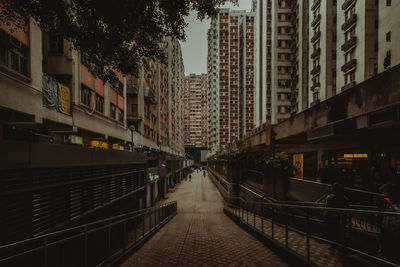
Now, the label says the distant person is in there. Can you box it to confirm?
[378,184,400,264]
[189,174,191,182]
[203,169,206,178]
[325,182,349,254]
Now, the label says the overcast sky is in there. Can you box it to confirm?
[181,0,252,75]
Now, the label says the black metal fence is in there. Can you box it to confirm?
[0,201,177,267]
[224,197,399,267]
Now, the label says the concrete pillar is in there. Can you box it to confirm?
[123,75,127,130]
[317,149,325,171]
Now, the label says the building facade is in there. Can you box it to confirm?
[0,19,185,157]
[336,0,378,92]
[207,8,256,156]
[270,0,309,124]
[253,0,272,127]
[378,0,400,73]
[126,37,185,156]
[184,73,207,148]
[254,0,309,125]
[309,0,337,105]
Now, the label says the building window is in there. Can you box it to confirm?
[95,94,104,113]
[131,104,138,112]
[345,27,356,41]
[344,48,355,63]
[345,6,355,21]
[384,50,391,69]
[118,108,124,123]
[386,31,391,42]
[49,31,64,54]
[81,85,91,107]
[0,30,29,77]
[110,104,116,119]
[387,0,391,6]
[344,70,355,85]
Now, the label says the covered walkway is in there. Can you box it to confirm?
[122,171,289,266]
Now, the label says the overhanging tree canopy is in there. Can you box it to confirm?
[0,0,234,83]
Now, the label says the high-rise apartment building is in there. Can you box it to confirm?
[184,74,207,148]
[270,0,309,123]
[207,8,256,155]
[253,0,272,127]
[336,0,378,92]
[254,0,309,125]
[126,37,185,156]
[309,0,337,105]
[378,0,400,73]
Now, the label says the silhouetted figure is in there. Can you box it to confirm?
[325,182,349,254]
[203,170,206,178]
[378,184,400,264]
[189,174,191,182]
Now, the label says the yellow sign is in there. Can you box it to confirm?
[58,83,71,115]
[90,140,109,149]
[293,154,303,179]
[343,153,368,158]
[112,144,124,150]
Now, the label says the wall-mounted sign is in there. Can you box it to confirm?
[43,73,58,109]
[63,135,83,145]
[43,73,71,116]
[58,83,71,115]
[292,153,303,179]
[90,140,109,149]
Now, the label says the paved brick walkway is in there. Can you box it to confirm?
[122,171,290,266]
[224,206,343,267]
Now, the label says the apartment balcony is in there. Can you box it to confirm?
[311,31,321,43]
[289,14,297,24]
[310,99,320,107]
[311,48,321,59]
[342,14,357,32]
[341,36,357,52]
[144,86,156,104]
[341,81,356,91]
[311,14,321,28]
[127,84,138,95]
[127,112,142,121]
[341,58,357,72]
[311,0,321,11]
[342,0,356,10]
[311,65,321,76]
[311,82,321,92]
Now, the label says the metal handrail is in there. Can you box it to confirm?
[224,197,399,267]
[224,197,399,216]
[0,201,178,266]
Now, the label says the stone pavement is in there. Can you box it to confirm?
[224,206,343,267]
[122,171,290,267]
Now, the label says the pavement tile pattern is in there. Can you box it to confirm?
[225,207,343,267]
[122,171,290,267]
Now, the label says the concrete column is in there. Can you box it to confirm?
[138,67,145,134]
[104,83,110,116]
[123,75,127,129]
[317,149,325,171]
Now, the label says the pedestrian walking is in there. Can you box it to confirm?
[189,174,191,182]
[203,170,206,178]
[324,182,349,254]
[378,184,400,264]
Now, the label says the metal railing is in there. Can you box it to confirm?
[0,201,177,267]
[224,197,399,267]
